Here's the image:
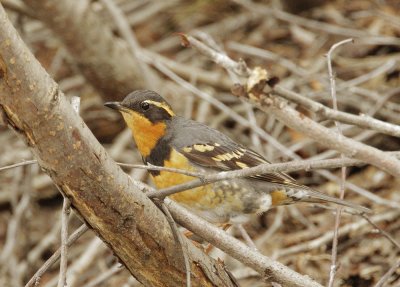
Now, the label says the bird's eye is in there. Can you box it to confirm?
[140,102,150,111]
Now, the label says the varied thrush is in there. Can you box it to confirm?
[105,90,369,223]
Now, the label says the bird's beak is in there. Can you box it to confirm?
[104,102,128,112]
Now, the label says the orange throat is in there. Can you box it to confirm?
[122,111,166,157]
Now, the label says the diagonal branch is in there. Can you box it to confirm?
[25,224,89,287]
[167,199,322,287]
[273,85,400,137]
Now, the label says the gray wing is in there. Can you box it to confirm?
[169,117,297,185]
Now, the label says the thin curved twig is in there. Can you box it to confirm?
[25,224,89,287]
[326,38,353,287]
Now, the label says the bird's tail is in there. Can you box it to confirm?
[271,187,372,214]
[300,188,372,214]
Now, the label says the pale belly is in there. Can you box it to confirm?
[155,170,271,223]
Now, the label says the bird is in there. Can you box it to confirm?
[104,90,370,224]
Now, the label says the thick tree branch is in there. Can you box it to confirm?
[0,6,235,286]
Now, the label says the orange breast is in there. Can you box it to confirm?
[152,149,195,188]
[152,149,216,208]
[153,149,195,189]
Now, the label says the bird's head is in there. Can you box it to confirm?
[104,90,175,157]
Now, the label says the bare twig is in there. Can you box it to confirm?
[81,263,123,287]
[146,154,398,203]
[273,85,400,137]
[237,224,257,250]
[25,224,89,287]
[326,38,353,287]
[3,154,400,181]
[62,237,106,287]
[160,202,191,287]
[0,188,30,262]
[2,155,398,208]
[374,258,400,287]
[1,157,398,212]
[276,209,400,258]
[228,42,309,76]
[0,159,205,178]
[274,60,397,129]
[362,215,400,250]
[57,194,71,287]
[178,34,251,77]
[118,162,205,178]
[0,159,36,171]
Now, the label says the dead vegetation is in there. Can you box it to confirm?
[0,0,399,286]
